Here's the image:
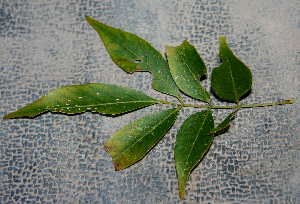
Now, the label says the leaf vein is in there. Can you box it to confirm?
[113,108,179,161]
[103,29,179,98]
[183,111,209,172]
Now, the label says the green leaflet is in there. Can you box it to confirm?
[166,40,210,102]
[211,36,252,102]
[3,83,159,119]
[209,110,236,134]
[86,16,180,99]
[104,107,180,170]
[174,110,214,199]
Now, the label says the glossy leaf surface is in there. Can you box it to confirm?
[3,83,159,119]
[209,110,236,134]
[104,107,180,170]
[175,110,214,199]
[86,16,180,99]
[211,36,252,102]
[166,40,210,102]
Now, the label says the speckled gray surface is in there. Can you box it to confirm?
[0,0,299,203]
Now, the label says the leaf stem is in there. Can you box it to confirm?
[178,97,184,105]
[159,98,294,109]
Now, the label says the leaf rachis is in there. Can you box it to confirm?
[2,18,294,200]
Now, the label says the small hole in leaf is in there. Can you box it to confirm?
[132,59,141,63]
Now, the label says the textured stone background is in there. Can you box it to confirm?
[0,0,299,203]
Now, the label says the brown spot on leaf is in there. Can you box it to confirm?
[114,162,122,171]
[104,144,118,153]
[114,157,129,171]
[116,57,129,62]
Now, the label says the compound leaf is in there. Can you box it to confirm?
[166,40,210,102]
[86,16,180,99]
[175,110,214,199]
[104,107,180,170]
[3,83,159,119]
[211,36,252,102]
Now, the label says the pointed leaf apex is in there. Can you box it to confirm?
[179,191,185,200]
[175,110,214,200]
[211,36,252,102]
[2,83,159,119]
[86,17,180,99]
[85,16,96,26]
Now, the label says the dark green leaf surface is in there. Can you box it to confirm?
[211,36,252,102]
[86,16,180,99]
[104,107,180,170]
[3,83,159,119]
[209,110,236,134]
[175,110,214,199]
[166,40,210,102]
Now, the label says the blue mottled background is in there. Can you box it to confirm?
[0,0,299,203]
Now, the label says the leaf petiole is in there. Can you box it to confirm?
[178,97,184,105]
